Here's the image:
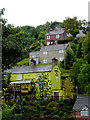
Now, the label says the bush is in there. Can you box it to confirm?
[47,101,59,108]
[52,115,60,120]
[2,108,14,120]
[22,98,26,105]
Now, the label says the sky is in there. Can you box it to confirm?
[0,0,89,27]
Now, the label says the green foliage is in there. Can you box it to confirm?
[67,36,74,41]
[71,58,85,86]
[26,41,41,52]
[71,42,76,54]
[81,32,90,62]
[69,29,79,37]
[77,63,90,94]
[2,103,16,120]
[65,48,75,69]
[76,37,83,58]
[64,17,82,34]
[47,101,59,108]
[16,58,29,66]
[36,73,52,100]
[52,115,60,120]
[64,77,74,99]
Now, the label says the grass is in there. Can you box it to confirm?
[37,62,52,66]
[16,58,29,66]
[16,58,71,76]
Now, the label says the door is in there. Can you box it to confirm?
[54,92,59,100]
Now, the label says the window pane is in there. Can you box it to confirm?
[59,57,64,61]
[47,36,50,39]
[43,59,47,63]
[17,74,21,80]
[56,76,58,82]
[37,73,40,79]
[43,51,47,54]
[56,34,59,38]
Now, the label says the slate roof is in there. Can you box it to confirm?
[40,44,68,52]
[73,95,90,110]
[4,65,53,74]
[76,30,85,38]
[46,30,65,35]
[30,51,40,55]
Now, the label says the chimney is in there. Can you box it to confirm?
[30,59,36,68]
[52,58,58,66]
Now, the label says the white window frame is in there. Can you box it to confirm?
[47,42,50,45]
[59,50,64,53]
[37,73,40,79]
[32,55,35,58]
[17,74,21,80]
[59,57,64,61]
[56,34,59,38]
[81,111,89,116]
[43,51,47,55]
[47,36,50,39]
[43,59,47,63]
[56,76,58,82]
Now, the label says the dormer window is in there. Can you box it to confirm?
[56,34,59,38]
[43,51,47,55]
[81,106,89,116]
[47,36,50,39]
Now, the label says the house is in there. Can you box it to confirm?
[73,95,90,120]
[29,43,68,64]
[45,27,67,46]
[29,51,40,65]
[4,58,65,100]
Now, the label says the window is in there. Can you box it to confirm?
[59,57,64,61]
[32,55,35,58]
[47,42,50,45]
[56,76,58,82]
[38,82,45,87]
[17,74,21,80]
[59,50,64,53]
[43,59,47,63]
[56,34,59,38]
[81,111,89,116]
[43,51,47,54]
[47,36,50,39]
[37,73,40,79]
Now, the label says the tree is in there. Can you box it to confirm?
[65,48,75,69]
[76,37,84,59]
[36,73,52,100]
[26,41,41,52]
[38,31,46,45]
[64,17,82,37]
[71,58,85,86]
[64,77,74,99]
[77,63,90,94]
[81,32,90,63]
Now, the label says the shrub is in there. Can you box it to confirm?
[52,115,60,120]
[47,101,59,108]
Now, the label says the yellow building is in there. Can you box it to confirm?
[5,58,64,100]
